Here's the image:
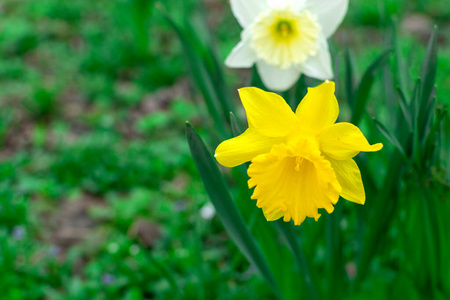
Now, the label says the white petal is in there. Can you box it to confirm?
[230,0,269,28]
[225,35,257,68]
[267,0,307,11]
[256,61,301,92]
[306,0,348,38]
[300,38,333,80]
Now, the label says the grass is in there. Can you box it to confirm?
[0,0,449,299]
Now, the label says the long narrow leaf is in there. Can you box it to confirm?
[344,49,357,107]
[373,118,408,160]
[357,152,403,283]
[325,208,345,299]
[274,221,319,300]
[184,17,234,124]
[419,26,438,115]
[230,112,242,136]
[351,49,391,125]
[417,28,438,144]
[411,79,422,166]
[186,123,283,298]
[159,6,228,138]
[396,86,413,131]
[423,105,447,166]
[391,19,410,98]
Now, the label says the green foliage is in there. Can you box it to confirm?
[180,2,450,300]
[186,123,282,298]
[0,0,449,299]
[24,84,59,120]
[160,3,234,139]
[0,0,184,115]
[0,109,14,147]
[50,133,190,194]
[0,18,38,56]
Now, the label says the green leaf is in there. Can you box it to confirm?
[159,6,227,138]
[294,75,308,109]
[419,26,438,116]
[325,208,346,299]
[396,86,413,131]
[274,221,319,300]
[418,183,439,291]
[186,123,283,298]
[183,16,234,123]
[373,118,411,167]
[344,49,357,107]
[356,152,403,283]
[423,105,447,165]
[391,18,410,98]
[411,78,422,165]
[417,28,438,147]
[230,112,242,136]
[351,49,391,125]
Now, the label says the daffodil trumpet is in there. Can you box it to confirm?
[215,81,382,226]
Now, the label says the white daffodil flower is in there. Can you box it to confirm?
[226,0,348,91]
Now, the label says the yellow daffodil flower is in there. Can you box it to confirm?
[226,0,348,91]
[215,81,382,225]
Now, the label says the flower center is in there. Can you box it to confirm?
[294,156,304,171]
[276,20,292,38]
[247,138,341,225]
[251,9,321,69]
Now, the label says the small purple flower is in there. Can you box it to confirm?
[12,226,25,240]
[49,245,61,257]
[101,273,116,285]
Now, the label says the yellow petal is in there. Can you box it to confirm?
[247,140,341,226]
[262,207,284,221]
[328,158,365,204]
[239,87,298,137]
[295,80,339,133]
[215,128,285,167]
[318,122,383,160]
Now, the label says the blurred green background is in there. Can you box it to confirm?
[0,0,449,299]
